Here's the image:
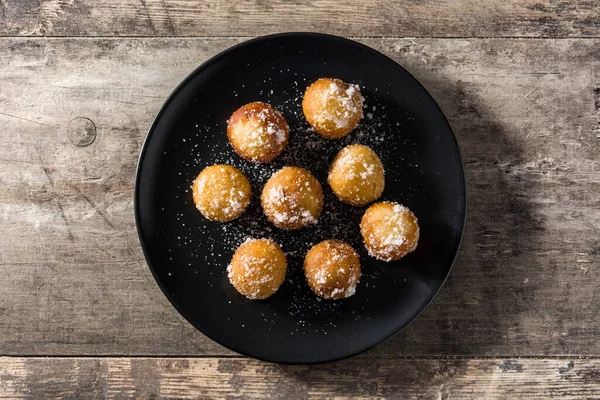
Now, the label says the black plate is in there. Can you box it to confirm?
[135,33,466,364]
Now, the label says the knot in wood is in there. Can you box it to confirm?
[68,117,97,147]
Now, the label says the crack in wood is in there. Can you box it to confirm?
[160,0,175,35]
[35,147,77,243]
[0,111,53,127]
[139,0,157,36]
[40,164,75,243]
[67,184,116,230]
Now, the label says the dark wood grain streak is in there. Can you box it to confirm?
[0,38,598,358]
[0,357,599,398]
[1,1,600,38]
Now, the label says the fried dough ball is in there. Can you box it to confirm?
[302,78,364,139]
[360,202,420,261]
[227,102,289,162]
[261,166,324,230]
[192,165,251,222]
[227,238,287,300]
[328,144,385,206]
[303,240,361,300]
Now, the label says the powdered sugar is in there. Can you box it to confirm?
[228,102,288,161]
[312,80,364,130]
[193,165,251,220]
[266,185,285,204]
[363,203,419,262]
[261,167,322,229]
[227,237,285,299]
[168,74,424,334]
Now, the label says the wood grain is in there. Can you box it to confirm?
[0,357,599,398]
[0,37,599,358]
[1,1,600,38]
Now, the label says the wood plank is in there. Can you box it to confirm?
[0,37,599,357]
[0,357,599,398]
[1,1,600,38]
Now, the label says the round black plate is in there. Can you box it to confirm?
[135,33,466,364]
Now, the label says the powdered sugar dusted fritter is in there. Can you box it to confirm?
[227,102,289,163]
[328,144,385,206]
[302,78,364,139]
[304,240,361,300]
[261,166,324,230]
[360,201,419,261]
[227,238,287,299]
[192,165,252,222]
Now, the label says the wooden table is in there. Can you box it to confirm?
[1,1,599,398]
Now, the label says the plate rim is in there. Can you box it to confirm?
[134,32,467,364]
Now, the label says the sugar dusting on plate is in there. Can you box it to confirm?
[167,79,424,333]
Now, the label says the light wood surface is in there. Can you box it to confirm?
[1,0,600,397]
[2,0,600,38]
[1,37,598,358]
[1,357,599,399]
